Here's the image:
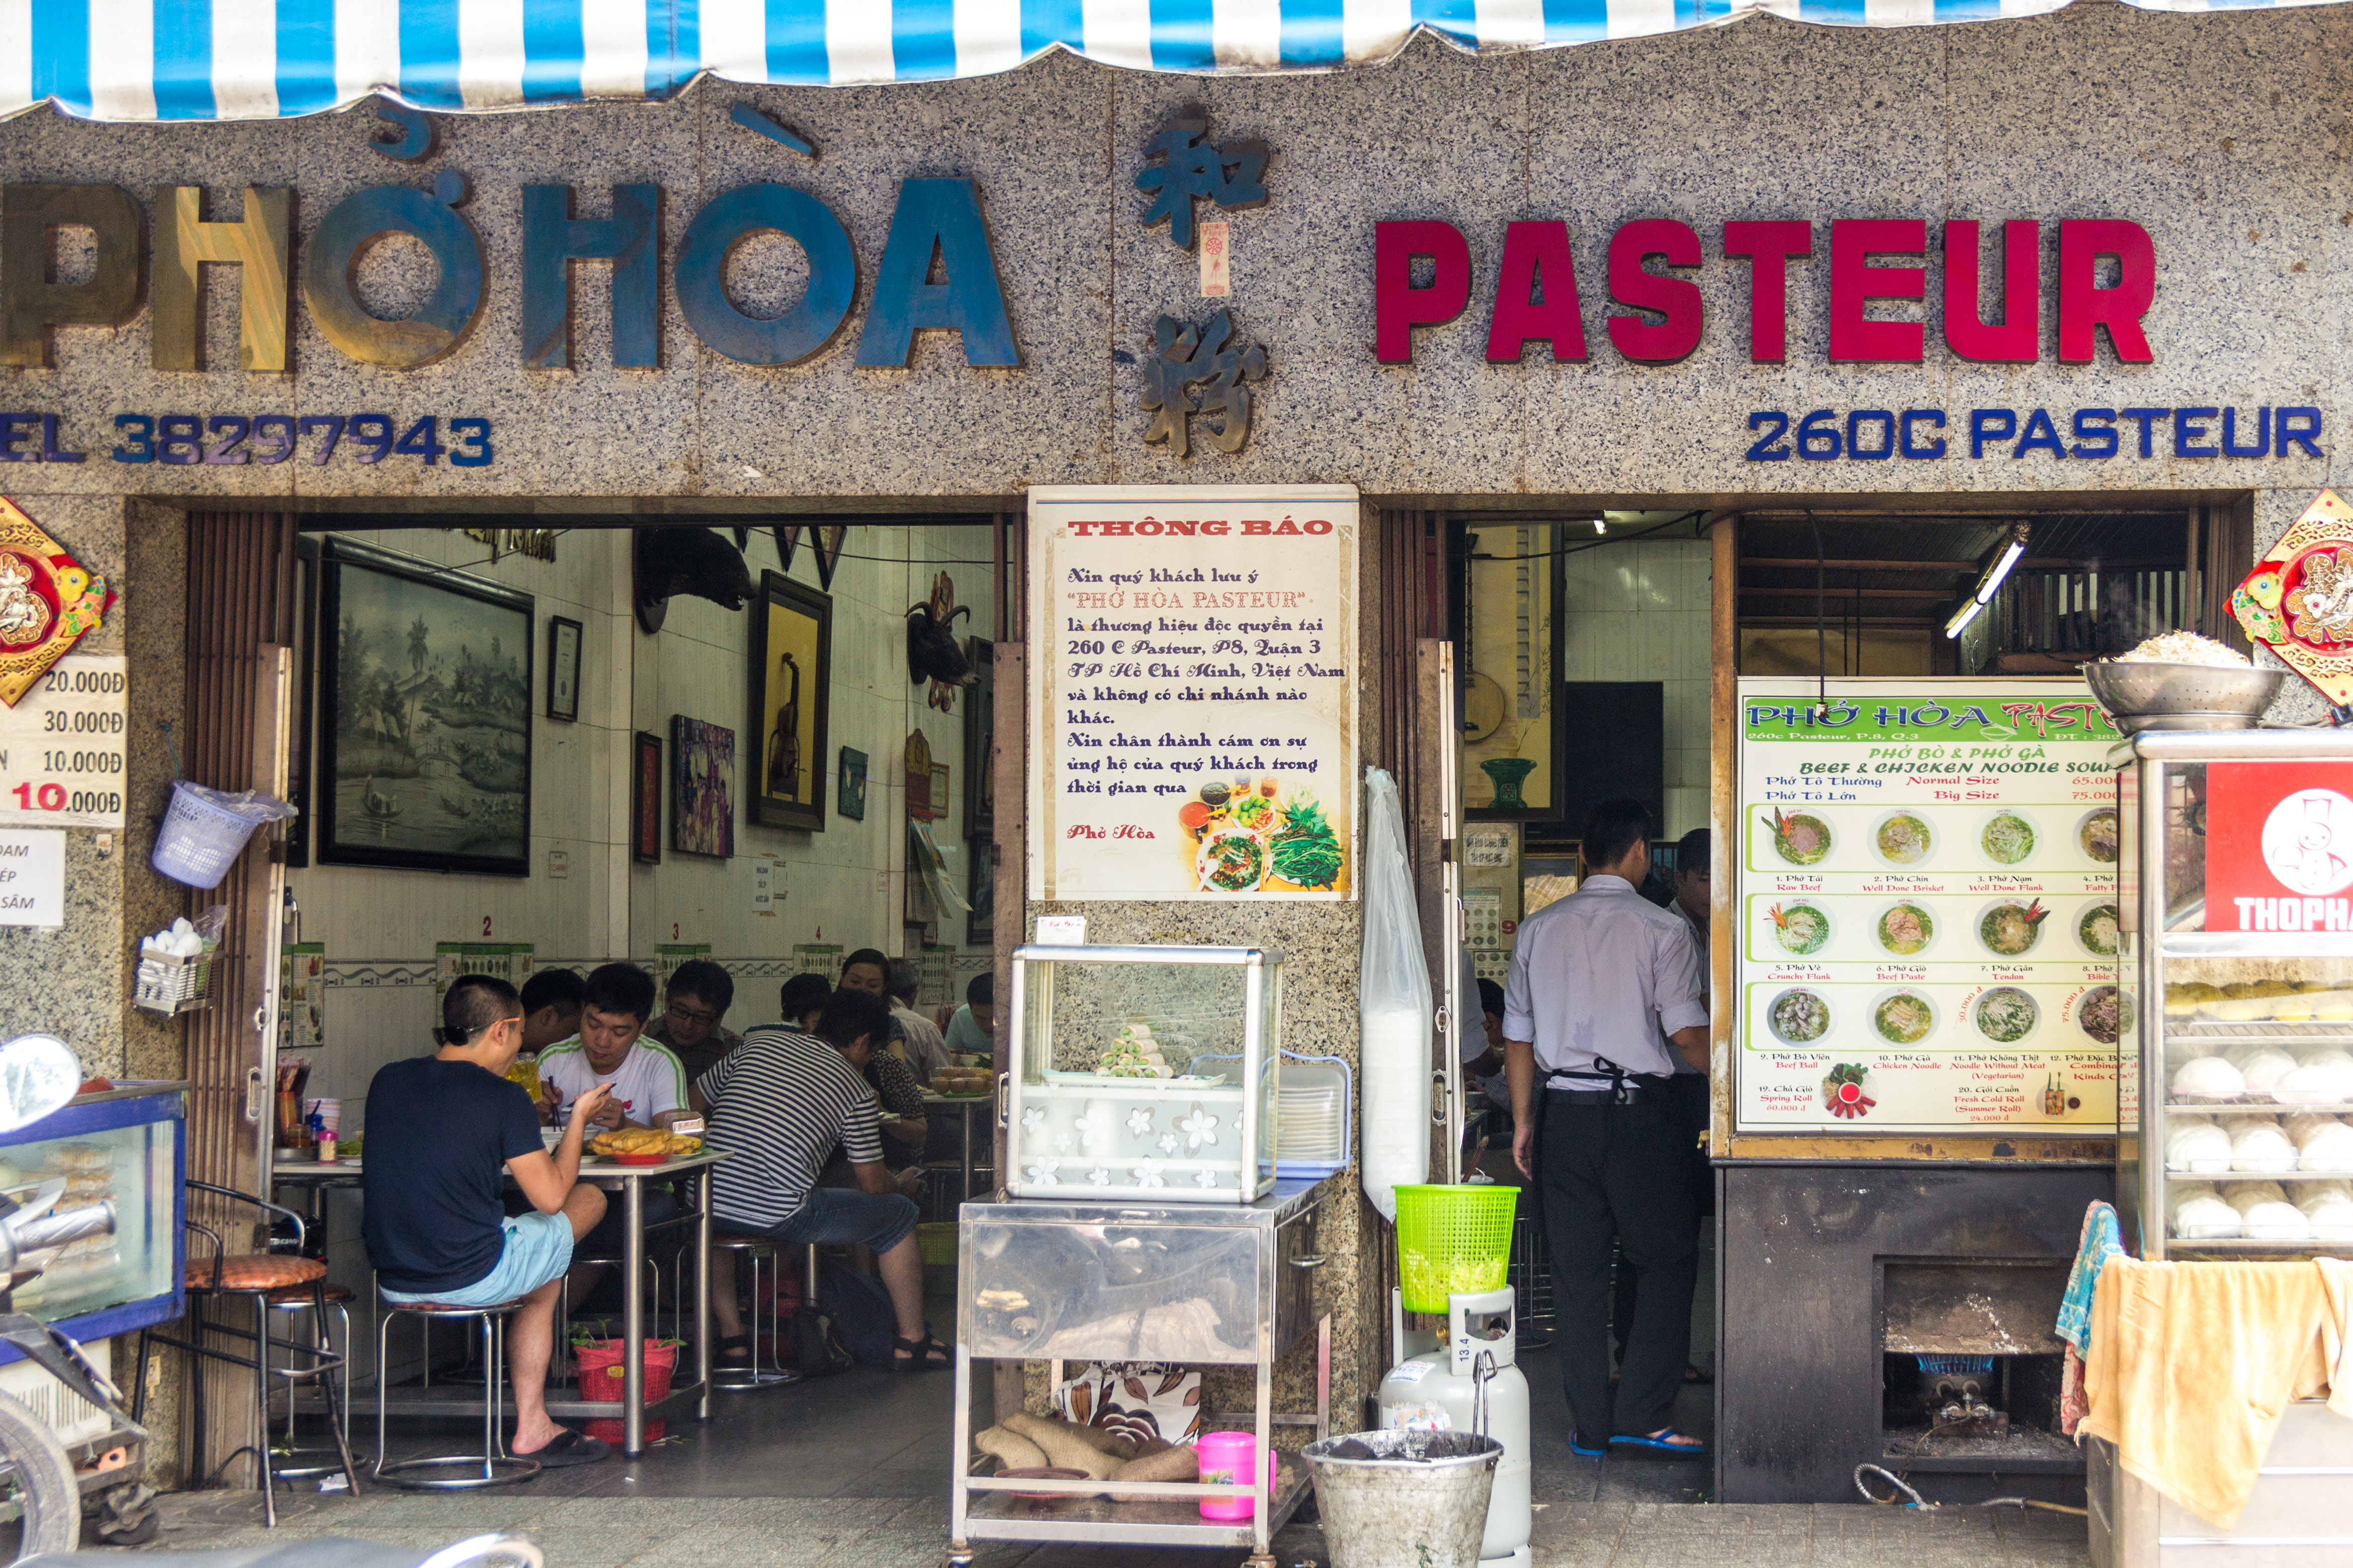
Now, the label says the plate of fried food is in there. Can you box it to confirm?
[586,1128,704,1165]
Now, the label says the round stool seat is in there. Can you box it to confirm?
[714,1235,777,1255]
[188,1254,325,1294]
[381,1296,524,1317]
[267,1280,355,1306]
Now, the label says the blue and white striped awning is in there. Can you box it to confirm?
[0,0,2337,122]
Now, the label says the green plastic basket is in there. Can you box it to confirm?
[1394,1184,1519,1313]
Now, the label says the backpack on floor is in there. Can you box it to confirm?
[819,1266,898,1367]
[786,1296,855,1376]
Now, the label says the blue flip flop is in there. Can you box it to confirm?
[1568,1436,1608,1459]
[1609,1430,1708,1457]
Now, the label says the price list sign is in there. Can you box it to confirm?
[1734,678,2123,1135]
[1026,486,1359,902]
[0,655,127,829]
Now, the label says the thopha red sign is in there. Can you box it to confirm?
[2205,762,2353,932]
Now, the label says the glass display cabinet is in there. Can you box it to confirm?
[0,1082,186,1354]
[1005,944,1280,1204]
[2117,729,2353,1257]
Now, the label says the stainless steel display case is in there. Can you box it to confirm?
[2118,727,2353,1258]
[1006,943,1280,1204]
[947,1177,1332,1568]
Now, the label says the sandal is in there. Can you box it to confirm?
[513,1429,609,1467]
[1609,1429,1708,1457]
[716,1333,753,1364]
[891,1329,952,1372]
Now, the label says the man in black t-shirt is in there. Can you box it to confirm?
[363,974,616,1466]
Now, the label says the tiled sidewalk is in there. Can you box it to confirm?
[109,1486,2093,1568]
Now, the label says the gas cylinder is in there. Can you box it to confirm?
[1375,1286,1531,1568]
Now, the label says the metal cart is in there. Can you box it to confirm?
[2097,727,2353,1568]
[947,1177,1332,1568]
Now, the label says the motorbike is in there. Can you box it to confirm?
[0,1034,156,1557]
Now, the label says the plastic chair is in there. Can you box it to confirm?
[371,1294,539,1490]
[132,1181,362,1525]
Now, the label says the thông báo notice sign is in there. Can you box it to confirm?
[1027,486,1359,902]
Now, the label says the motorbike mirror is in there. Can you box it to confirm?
[0,1035,83,1134]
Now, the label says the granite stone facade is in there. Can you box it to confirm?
[1,0,2344,1489]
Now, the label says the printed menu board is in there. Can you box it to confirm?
[1735,679,2123,1135]
[1026,486,1359,902]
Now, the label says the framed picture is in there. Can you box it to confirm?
[964,635,994,840]
[747,571,832,832]
[812,525,848,589]
[631,731,663,863]
[1459,519,1570,824]
[546,616,582,722]
[317,539,533,876]
[838,747,868,820]
[671,716,736,859]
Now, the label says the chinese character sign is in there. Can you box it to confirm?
[1142,311,1266,458]
[1136,108,1270,252]
[1026,486,1358,902]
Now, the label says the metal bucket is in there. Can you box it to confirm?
[1300,1430,1503,1568]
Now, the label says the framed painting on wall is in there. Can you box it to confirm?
[671,716,736,859]
[838,748,867,821]
[1459,519,1570,824]
[631,732,663,863]
[546,616,582,721]
[317,539,533,876]
[964,636,994,840]
[747,571,832,832]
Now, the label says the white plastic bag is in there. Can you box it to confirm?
[1359,768,1431,1223]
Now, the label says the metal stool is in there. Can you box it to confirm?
[264,1280,355,1480]
[134,1182,362,1525]
[372,1294,539,1490]
[712,1236,800,1389]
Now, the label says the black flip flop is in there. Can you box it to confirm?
[515,1429,609,1467]
[716,1333,754,1364]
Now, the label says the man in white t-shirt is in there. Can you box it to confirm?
[537,964,689,1131]
[533,964,686,1307]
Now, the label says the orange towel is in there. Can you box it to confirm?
[2078,1257,2334,1529]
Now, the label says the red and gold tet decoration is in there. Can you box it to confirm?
[2234,488,2353,706]
[0,498,114,707]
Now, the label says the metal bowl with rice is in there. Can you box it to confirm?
[2082,631,2284,734]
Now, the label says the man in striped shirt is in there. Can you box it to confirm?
[696,988,949,1370]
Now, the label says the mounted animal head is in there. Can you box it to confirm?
[906,570,975,689]
[635,528,755,633]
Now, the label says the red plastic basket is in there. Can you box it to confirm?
[575,1339,676,1443]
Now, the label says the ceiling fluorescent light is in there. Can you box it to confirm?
[1944,598,1983,640]
[1971,523,2032,606]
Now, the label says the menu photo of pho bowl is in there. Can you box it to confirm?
[1766,987,1833,1046]
[1766,901,1832,958]
[1978,809,2039,868]
[1764,806,1833,867]
[1978,897,2051,958]
[1870,810,1935,867]
[1875,901,1937,957]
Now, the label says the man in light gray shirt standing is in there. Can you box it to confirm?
[1506,798,1709,1459]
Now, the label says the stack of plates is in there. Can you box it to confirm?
[1276,1053,1353,1177]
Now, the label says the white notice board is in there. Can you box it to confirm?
[1026,486,1359,902]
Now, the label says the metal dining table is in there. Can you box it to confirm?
[921,1090,996,1209]
[272,1148,726,1456]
